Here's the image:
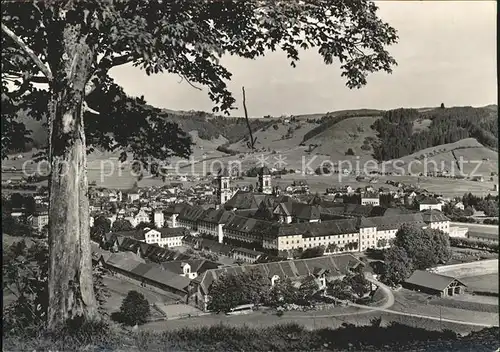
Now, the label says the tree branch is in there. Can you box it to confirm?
[242,86,256,150]
[1,23,53,81]
[177,74,202,91]
[85,53,132,96]
[83,101,100,115]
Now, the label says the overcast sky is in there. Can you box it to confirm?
[110,1,497,117]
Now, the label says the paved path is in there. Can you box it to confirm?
[315,276,497,328]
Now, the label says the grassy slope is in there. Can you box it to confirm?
[229,120,318,153]
[306,115,381,161]
[3,321,498,352]
[382,138,498,176]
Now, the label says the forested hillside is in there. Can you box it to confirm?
[371,107,498,161]
[12,108,274,153]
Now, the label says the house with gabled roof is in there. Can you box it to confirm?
[273,202,321,224]
[232,247,264,263]
[163,203,189,228]
[98,253,191,299]
[189,253,363,311]
[160,259,220,280]
[418,197,443,211]
[404,270,466,297]
[421,209,450,233]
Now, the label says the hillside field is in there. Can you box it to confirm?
[383,138,498,176]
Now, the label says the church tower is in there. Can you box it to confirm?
[258,166,272,194]
[217,167,232,206]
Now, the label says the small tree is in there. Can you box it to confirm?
[377,238,388,248]
[381,246,413,286]
[300,246,325,259]
[117,291,150,326]
[440,103,445,109]
[297,278,318,306]
[207,270,268,313]
[343,268,371,298]
[90,216,112,242]
[111,219,134,232]
[345,148,355,156]
[267,278,299,307]
[463,206,474,216]
[393,224,448,270]
[327,279,354,300]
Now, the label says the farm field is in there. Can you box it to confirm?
[461,274,499,294]
[307,115,381,160]
[392,289,498,326]
[383,138,498,177]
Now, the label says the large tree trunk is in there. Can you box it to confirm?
[47,22,96,329]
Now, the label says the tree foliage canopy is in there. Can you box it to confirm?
[2,0,398,161]
[116,290,150,326]
[381,245,413,287]
[381,224,452,286]
[392,224,451,270]
[207,269,269,312]
[371,107,498,161]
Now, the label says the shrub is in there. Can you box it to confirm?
[113,291,151,326]
[361,144,371,151]
[345,148,355,156]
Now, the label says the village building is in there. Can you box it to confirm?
[164,203,189,228]
[257,166,273,194]
[360,192,380,206]
[153,211,165,228]
[160,259,220,280]
[28,207,49,230]
[232,247,264,263]
[418,197,444,211]
[176,205,206,232]
[197,208,235,243]
[189,253,363,311]
[421,209,450,233]
[126,192,140,203]
[403,270,467,297]
[95,251,191,299]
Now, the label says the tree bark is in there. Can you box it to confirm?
[47,22,96,329]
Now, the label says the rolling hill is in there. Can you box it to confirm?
[382,138,498,176]
[6,105,498,177]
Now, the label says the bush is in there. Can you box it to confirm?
[113,291,150,326]
[361,144,371,151]
[449,237,498,253]
[345,148,355,156]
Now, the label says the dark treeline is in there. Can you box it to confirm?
[371,107,498,161]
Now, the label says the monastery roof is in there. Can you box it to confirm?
[192,254,363,295]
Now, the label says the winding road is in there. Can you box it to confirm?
[289,276,498,328]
